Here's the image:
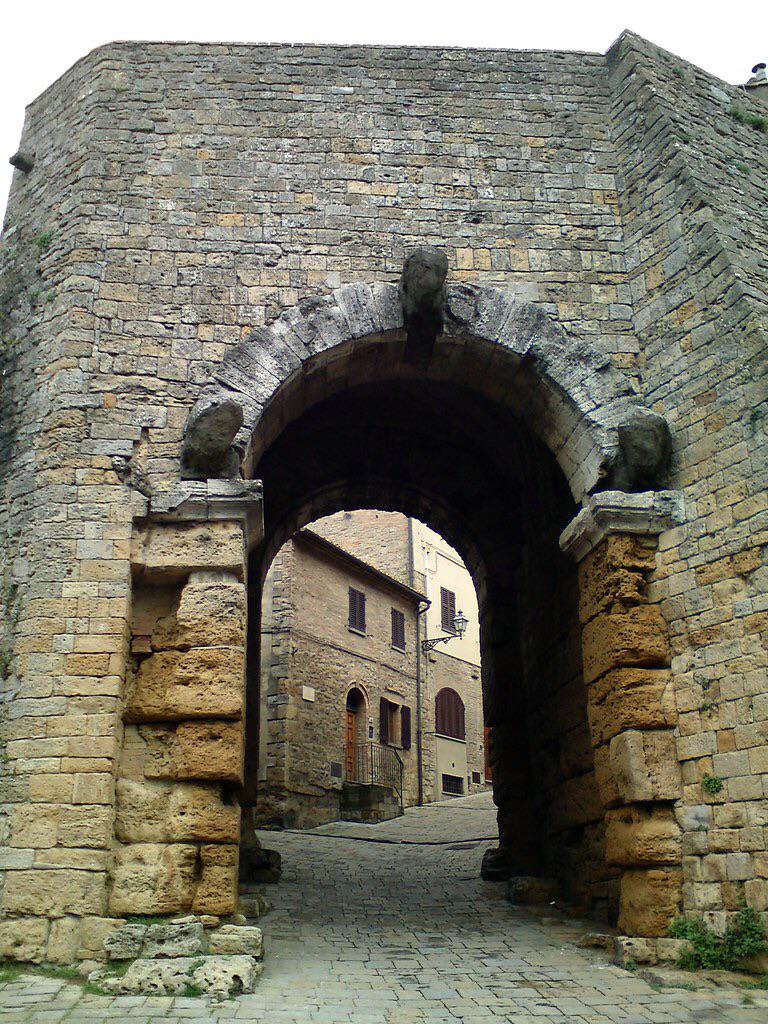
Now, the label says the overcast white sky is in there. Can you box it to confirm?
[1,1,765,225]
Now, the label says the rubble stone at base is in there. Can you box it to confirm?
[207,924,263,956]
[613,934,688,966]
[104,923,146,960]
[238,894,270,918]
[577,931,614,949]
[240,844,282,884]
[141,919,207,959]
[89,954,262,997]
[192,955,263,999]
[480,847,518,881]
[92,914,264,996]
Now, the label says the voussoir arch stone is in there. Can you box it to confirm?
[188,282,666,504]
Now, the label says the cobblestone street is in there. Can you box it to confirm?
[1,794,766,1023]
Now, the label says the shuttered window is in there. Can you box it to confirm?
[380,698,410,748]
[400,705,411,749]
[391,608,406,650]
[440,587,456,632]
[435,687,465,740]
[348,587,366,633]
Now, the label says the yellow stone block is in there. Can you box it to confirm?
[126,647,244,722]
[3,869,107,917]
[582,605,669,684]
[618,868,682,937]
[605,806,681,867]
[131,522,245,579]
[192,844,238,915]
[109,842,198,915]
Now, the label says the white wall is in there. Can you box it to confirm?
[411,520,480,666]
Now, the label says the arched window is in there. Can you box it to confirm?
[435,688,465,740]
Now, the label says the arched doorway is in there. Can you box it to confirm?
[345,687,367,782]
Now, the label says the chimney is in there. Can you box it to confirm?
[745,62,768,106]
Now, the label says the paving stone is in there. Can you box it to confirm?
[1,796,766,1021]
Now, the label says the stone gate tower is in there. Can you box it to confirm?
[0,31,766,964]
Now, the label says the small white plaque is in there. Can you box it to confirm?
[302,686,316,702]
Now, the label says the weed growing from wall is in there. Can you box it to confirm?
[669,902,767,971]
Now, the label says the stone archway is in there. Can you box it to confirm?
[122,281,684,939]
[190,281,667,504]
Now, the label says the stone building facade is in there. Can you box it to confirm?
[0,30,766,964]
[411,520,488,801]
[256,526,425,826]
[256,512,489,826]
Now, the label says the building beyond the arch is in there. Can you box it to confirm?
[0,31,766,967]
[256,511,488,827]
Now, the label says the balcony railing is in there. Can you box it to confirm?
[346,741,404,814]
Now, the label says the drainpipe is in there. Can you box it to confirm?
[415,599,429,807]
[408,517,430,806]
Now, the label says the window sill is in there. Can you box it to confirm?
[391,644,406,654]
[347,626,367,637]
[435,733,467,743]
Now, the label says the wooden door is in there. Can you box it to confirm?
[345,710,357,780]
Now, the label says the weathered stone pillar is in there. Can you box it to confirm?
[561,490,685,936]
[113,481,263,918]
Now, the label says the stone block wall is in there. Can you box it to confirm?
[579,533,682,935]
[607,35,768,929]
[0,50,146,959]
[0,38,644,941]
[113,518,249,918]
[513,514,619,919]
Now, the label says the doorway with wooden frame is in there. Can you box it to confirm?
[345,687,366,782]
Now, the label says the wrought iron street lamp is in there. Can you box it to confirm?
[421,609,469,652]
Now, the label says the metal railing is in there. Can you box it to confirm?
[346,741,404,814]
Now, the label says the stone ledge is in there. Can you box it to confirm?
[143,480,264,550]
[560,490,685,561]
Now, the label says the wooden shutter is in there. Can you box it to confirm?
[435,688,465,740]
[440,587,456,632]
[379,697,389,744]
[349,588,366,632]
[435,690,445,734]
[391,608,405,649]
[401,705,411,749]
